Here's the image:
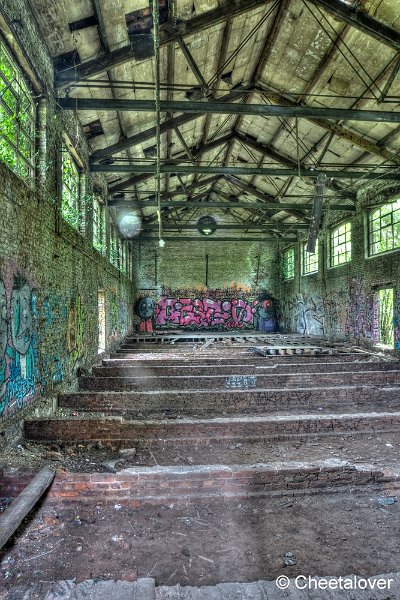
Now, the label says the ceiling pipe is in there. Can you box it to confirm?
[152,0,163,247]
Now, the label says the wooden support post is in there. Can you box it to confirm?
[0,467,55,550]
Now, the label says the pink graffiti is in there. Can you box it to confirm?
[156,296,256,329]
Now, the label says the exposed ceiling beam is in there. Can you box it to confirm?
[137,236,295,242]
[112,200,355,211]
[89,85,250,162]
[136,233,297,245]
[92,163,400,179]
[60,96,400,123]
[110,175,221,198]
[142,223,309,230]
[54,0,274,88]
[108,135,231,192]
[308,0,400,53]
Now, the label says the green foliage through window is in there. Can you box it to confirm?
[93,197,105,253]
[110,224,118,268]
[61,144,81,230]
[369,199,400,256]
[0,37,36,181]
[330,222,351,267]
[283,247,295,280]
[379,288,394,347]
[303,240,318,274]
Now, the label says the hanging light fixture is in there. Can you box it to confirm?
[197,215,217,236]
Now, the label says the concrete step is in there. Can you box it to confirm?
[77,370,400,392]
[0,578,155,600]
[58,385,400,418]
[104,353,369,366]
[155,574,400,599]
[93,360,400,378]
[24,411,400,447]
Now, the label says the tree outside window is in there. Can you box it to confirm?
[330,222,351,267]
[61,144,81,230]
[283,247,295,280]
[93,196,106,254]
[369,199,400,256]
[303,240,318,274]
[0,37,36,181]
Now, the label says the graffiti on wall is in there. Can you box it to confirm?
[0,265,130,417]
[280,278,377,341]
[135,289,278,332]
[0,275,38,416]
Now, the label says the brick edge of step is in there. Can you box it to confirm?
[2,459,398,508]
[155,573,400,599]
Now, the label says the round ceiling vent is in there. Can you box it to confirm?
[197,215,217,236]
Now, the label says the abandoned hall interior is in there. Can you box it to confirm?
[2,0,400,598]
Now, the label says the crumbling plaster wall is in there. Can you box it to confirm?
[0,1,133,444]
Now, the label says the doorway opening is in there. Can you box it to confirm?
[378,287,394,348]
[98,290,106,353]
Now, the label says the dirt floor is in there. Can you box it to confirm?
[0,488,399,589]
[1,432,400,474]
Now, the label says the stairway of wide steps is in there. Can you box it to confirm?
[5,334,400,599]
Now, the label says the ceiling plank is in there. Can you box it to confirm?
[308,0,400,53]
[257,85,400,165]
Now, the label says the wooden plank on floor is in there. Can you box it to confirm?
[0,467,55,550]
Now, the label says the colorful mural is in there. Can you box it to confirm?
[136,288,278,332]
[280,278,378,342]
[0,273,38,416]
[0,264,130,418]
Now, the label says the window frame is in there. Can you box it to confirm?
[302,240,319,275]
[329,221,352,268]
[282,246,295,281]
[368,198,400,257]
[0,35,36,183]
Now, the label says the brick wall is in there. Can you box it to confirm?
[0,2,133,442]
[0,461,394,508]
[133,236,279,331]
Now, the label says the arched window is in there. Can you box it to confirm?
[369,199,400,256]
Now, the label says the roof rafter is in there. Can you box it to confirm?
[54,0,275,88]
[89,84,251,162]
[108,134,233,193]
[256,85,400,166]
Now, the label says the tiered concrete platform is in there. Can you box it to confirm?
[2,334,400,594]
